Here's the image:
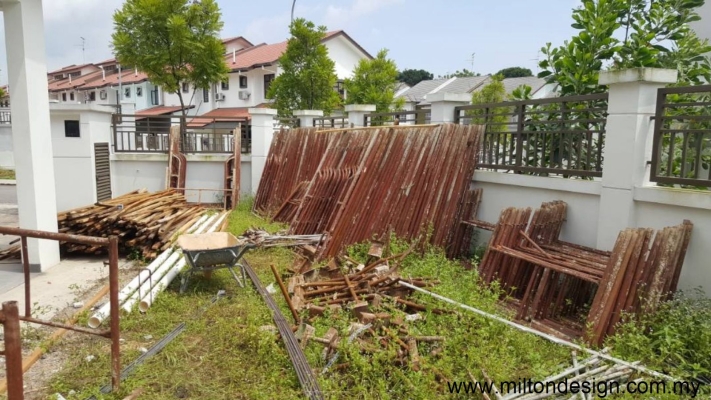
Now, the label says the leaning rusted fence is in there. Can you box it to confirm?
[455,93,608,178]
[0,227,121,399]
[651,84,711,188]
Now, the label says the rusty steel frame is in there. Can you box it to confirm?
[0,227,121,398]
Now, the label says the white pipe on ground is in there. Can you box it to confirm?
[120,251,181,313]
[87,213,213,328]
[139,212,229,312]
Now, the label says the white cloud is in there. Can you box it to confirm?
[324,0,404,28]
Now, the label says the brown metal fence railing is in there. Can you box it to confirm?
[454,93,608,178]
[0,227,121,399]
[313,116,349,129]
[364,109,430,126]
[651,84,711,187]
[112,114,250,154]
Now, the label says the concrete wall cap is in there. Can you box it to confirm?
[249,107,278,116]
[293,110,324,117]
[344,104,376,112]
[427,92,471,103]
[49,103,116,114]
[599,68,678,85]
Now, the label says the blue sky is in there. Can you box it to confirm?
[0,0,581,85]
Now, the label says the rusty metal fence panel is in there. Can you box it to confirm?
[364,109,431,126]
[313,116,349,129]
[112,114,249,154]
[651,84,711,187]
[0,108,10,124]
[454,93,608,178]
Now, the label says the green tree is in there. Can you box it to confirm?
[468,75,508,129]
[397,68,433,86]
[345,49,404,112]
[496,67,533,78]
[439,69,480,79]
[112,0,229,117]
[267,19,340,116]
[539,0,711,96]
[0,87,6,99]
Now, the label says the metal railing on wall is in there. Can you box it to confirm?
[651,84,711,188]
[0,108,10,125]
[364,109,430,127]
[313,116,349,129]
[454,93,608,178]
[112,114,251,154]
[274,117,300,132]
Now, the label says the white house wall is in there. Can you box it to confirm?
[163,86,216,116]
[218,69,275,108]
[0,125,14,168]
[324,36,365,80]
[50,112,94,212]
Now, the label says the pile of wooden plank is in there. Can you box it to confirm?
[57,189,206,259]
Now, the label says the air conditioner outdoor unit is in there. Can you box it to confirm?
[100,90,107,100]
[215,92,226,102]
[238,90,251,100]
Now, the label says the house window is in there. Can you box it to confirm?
[64,120,80,138]
[89,92,96,101]
[264,74,275,98]
[70,92,75,101]
[136,87,143,97]
[203,88,209,103]
[182,82,189,93]
[124,87,131,98]
[150,87,159,106]
[62,93,67,102]
[221,80,229,90]
[100,90,107,100]
[54,74,64,80]
[239,76,248,89]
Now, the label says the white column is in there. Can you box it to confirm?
[249,107,277,194]
[345,104,375,127]
[3,0,60,271]
[293,110,323,128]
[595,68,677,250]
[428,92,471,123]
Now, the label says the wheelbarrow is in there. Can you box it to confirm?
[177,232,253,293]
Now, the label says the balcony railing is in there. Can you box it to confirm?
[112,114,250,154]
[0,108,10,125]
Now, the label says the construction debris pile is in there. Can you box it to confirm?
[468,195,693,345]
[239,228,324,248]
[253,124,483,259]
[58,189,207,259]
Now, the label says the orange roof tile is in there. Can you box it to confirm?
[188,107,251,127]
[136,105,194,117]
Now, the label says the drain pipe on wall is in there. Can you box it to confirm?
[397,281,678,382]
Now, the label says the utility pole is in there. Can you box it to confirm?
[291,0,296,23]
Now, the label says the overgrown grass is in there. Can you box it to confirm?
[606,288,711,383]
[0,168,15,180]
[39,202,580,400]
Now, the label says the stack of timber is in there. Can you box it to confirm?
[474,200,693,345]
[254,124,482,259]
[57,189,206,259]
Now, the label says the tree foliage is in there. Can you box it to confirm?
[112,0,229,116]
[397,69,433,86]
[267,19,340,116]
[539,0,711,96]
[0,87,6,100]
[496,67,534,78]
[468,75,508,130]
[345,49,404,112]
[439,69,480,79]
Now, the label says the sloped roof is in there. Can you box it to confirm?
[79,70,149,90]
[438,76,490,95]
[137,105,194,117]
[501,76,547,95]
[188,107,251,127]
[397,78,450,103]
[47,63,96,75]
[225,30,369,72]
[222,36,254,48]
[49,70,105,91]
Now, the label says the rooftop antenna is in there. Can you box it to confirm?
[466,52,475,72]
[79,37,86,63]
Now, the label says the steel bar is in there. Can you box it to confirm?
[109,236,121,392]
[18,316,111,337]
[0,226,109,246]
[20,236,30,318]
[1,301,24,400]
[270,264,301,324]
